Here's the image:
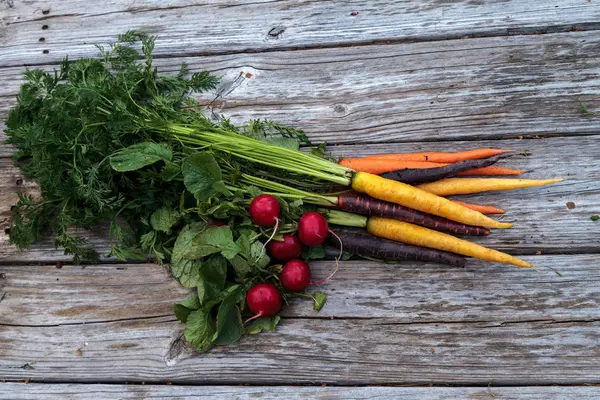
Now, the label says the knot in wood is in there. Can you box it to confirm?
[267,26,286,39]
[333,104,347,115]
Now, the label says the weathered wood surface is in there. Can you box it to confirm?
[1,316,598,385]
[1,255,598,324]
[1,256,599,385]
[2,31,600,145]
[1,384,599,400]
[2,137,598,262]
[2,0,600,68]
[1,0,600,392]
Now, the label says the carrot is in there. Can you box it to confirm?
[381,155,506,185]
[336,192,490,236]
[359,148,513,163]
[456,166,523,176]
[418,178,564,196]
[339,159,445,175]
[351,172,512,229]
[450,200,505,215]
[329,228,466,267]
[367,217,533,268]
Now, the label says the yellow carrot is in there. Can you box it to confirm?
[417,178,564,196]
[367,217,533,268]
[351,172,512,229]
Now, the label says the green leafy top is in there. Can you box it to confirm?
[4,31,329,353]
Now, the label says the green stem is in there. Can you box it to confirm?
[318,209,368,228]
[165,124,353,186]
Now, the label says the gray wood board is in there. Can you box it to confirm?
[2,0,600,67]
[1,31,600,145]
[1,137,598,262]
[0,255,598,324]
[0,384,598,400]
[0,316,598,385]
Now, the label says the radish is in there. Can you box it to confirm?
[249,194,280,227]
[267,234,303,261]
[297,211,329,247]
[280,259,311,292]
[245,282,282,321]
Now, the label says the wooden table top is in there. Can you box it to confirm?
[1,1,599,398]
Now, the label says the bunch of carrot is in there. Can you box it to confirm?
[324,148,563,269]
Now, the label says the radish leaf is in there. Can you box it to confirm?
[150,207,180,233]
[212,291,244,345]
[109,142,172,172]
[182,153,223,201]
[184,309,215,353]
[246,316,280,334]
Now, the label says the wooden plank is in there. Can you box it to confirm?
[0,255,598,325]
[1,383,599,400]
[1,0,600,67]
[2,31,600,145]
[1,137,598,262]
[0,316,598,385]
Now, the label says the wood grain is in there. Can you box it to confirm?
[1,137,597,262]
[0,255,598,325]
[2,31,600,145]
[0,384,598,400]
[1,0,600,67]
[0,316,598,385]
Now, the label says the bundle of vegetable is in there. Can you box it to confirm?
[4,32,563,353]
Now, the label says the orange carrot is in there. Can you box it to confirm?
[339,159,445,175]
[359,148,513,163]
[450,200,506,215]
[456,166,523,176]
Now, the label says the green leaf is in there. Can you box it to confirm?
[235,233,252,257]
[211,180,232,197]
[150,207,180,233]
[591,215,600,222]
[109,142,172,172]
[184,309,215,353]
[313,291,327,311]
[161,161,181,181]
[302,245,326,260]
[182,153,223,201]
[212,291,245,345]
[171,222,208,288]
[197,255,228,306]
[230,255,253,280]
[249,240,270,268]
[246,316,280,334]
[262,136,300,151]
[187,226,239,260]
[174,295,200,323]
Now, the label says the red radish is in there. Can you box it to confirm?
[245,282,282,320]
[298,211,329,246]
[249,194,280,227]
[268,234,303,261]
[280,259,311,292]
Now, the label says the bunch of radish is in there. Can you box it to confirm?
[245,195,334,320]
